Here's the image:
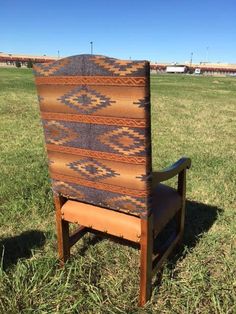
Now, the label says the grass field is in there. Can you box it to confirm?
[0,68,235,313]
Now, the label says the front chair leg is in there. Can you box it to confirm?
[54,193,70,265]
[139,216,153,306]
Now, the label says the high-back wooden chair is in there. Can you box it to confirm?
[34,55,191,306]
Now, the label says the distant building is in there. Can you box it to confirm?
[0,52,58,67]
[151,62,236,75]
[1,52,236,75]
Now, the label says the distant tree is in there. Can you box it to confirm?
[27,59,33,68]
[15,60,21,68]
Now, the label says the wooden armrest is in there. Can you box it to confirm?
[152,157,191,184]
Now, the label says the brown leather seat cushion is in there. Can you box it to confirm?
[61,200,141,242]
[153,184,182,236]
[61,183,182,242]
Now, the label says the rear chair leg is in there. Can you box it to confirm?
[139,216,153,306]
[54,194,70,265]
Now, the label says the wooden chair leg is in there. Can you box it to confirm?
[139,216,153,306]
[54,194,70,265]
[177,169,186,243]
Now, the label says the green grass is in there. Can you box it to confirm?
[0,68,235,313]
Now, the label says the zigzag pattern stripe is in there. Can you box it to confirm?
[92,57,145,75]
[41,112,147,128]
[33,59,71,76]
[50,172,149,197]
[46,144,149,165]
[35,76,147,86]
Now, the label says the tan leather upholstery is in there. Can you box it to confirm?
[61,183,181,243]
[61,200,141,242]
[153,184,182,236]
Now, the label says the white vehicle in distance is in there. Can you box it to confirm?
[166,65,187,73]
[194,68,201,74]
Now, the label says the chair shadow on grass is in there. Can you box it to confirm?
[0,230,46,271]
[174,199,222,258]
[153,199,223,286]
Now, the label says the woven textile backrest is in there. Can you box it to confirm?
[34,55,152,218]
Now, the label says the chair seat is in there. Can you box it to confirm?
[61,199,141,242]
[61,183,181,243]
[152,184,182,236]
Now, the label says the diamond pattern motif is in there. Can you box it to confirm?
[98,127,145,155]
[133,97,150,108]
[58,86,115,114]
[67,158,119,180]
[44,121,77,145]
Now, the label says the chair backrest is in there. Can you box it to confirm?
[34,55,152,218]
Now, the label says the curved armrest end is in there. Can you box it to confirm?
[152,157,191,184]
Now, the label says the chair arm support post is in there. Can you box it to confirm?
[177,168,187,238]
[152,157,191,185]
[177,169,186,199]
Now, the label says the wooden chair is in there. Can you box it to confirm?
[34,55,191,306]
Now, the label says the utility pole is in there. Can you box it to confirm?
[90,41,93,55]
[57,50,60,59]
[190,52,193,66]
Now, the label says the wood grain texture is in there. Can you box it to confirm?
[54,193,70,265]
[139,216,153,306]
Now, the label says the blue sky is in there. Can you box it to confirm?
[1,0,235,63]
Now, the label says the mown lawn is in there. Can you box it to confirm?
[0,68,235,313]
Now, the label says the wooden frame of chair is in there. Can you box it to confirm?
[54,157,191,306]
